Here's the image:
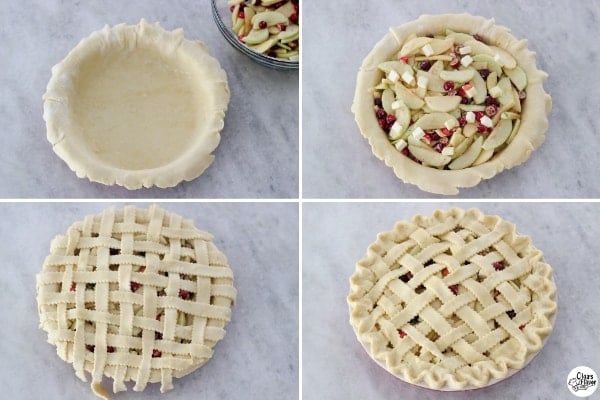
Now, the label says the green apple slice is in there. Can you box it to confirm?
[501,111,520,120]
[279,24,299,41]
[248,37,278,54]
[449,136,483,169]
[507,118,521,144]
[489,45,517,69]
[417,70,444,93]
[511,87,521,113]
[497,77,515,108]
[394,101,411,135]
[486,71,498,91]
[470,69,487,104]
[451,136,473,159]
[413,112,457,130]
[393,82,425,110]
[381,89,395,114]
[408,145,451,167]
[399,36,433,56]
[473,148,494,165]
[377,61,414,76]
[449,131,465,147]
[482,119,512,150]
[252,11,287,29]
[472,54,503,77]
[428,37,454,55]
[445,31,474,44]
[504,65,527,91]
[425,96,461,112]
[440,68,475,83]
[464,40,493,56]
[243,28,269,45]
[462,123,477,138]
[407,134,428,148]
[275,1,295,18]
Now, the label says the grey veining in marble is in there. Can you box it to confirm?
[303,0,600,198]
[303,202,600,399]
[0,0,298,198]
[0,202,298,399]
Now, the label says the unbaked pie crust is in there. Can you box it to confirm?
[43,19,230,189]
[348,208,556,390]
[36,205,236,398]
[352,14,552,195]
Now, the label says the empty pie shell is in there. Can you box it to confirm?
[348,208,556,390]
[43,19,230,189]
[352,14,552,195]
[36,205,236,398]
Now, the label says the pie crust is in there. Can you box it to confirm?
[43,19,230,189]
[352,14,552,195]
[36,205,236,398]
[347,208,556,390]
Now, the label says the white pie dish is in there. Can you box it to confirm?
[43,19,230,190]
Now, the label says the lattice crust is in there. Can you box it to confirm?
[348,208,556,390]
[36,205,236,397]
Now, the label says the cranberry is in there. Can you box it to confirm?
[506,310,516,319]
[485,96,499,106]
[439,136,449,145]
[458,116,467,127]
[289,13,298,23]
[130,281,141,292]
[458,88,467,98]
[430,131,441,141]
[399,272,413,282]
[434,143,445,153]
[446,89,458,97]
[86,344,95,352]
[378,119,388,131]
[423,133,434,144]
[449,284,459,295]
[473,34,485,43]
[229,5,235,12]
[449,55,461,69]
[401,148,409,156]
[386,114,396,125]
[443,81,455,91]
[461,97,469,104]
[258,20,267,29]
[152,349,162,358]
[440,128,451,137]
[485,105,498,117]
[155,332,163,340]
[70,282,76,292]
[399,56,410,64]
[519,324,526,330]
[477,124,488,133]
[374,98,382,108]
[238,11,245,19]
[178,289,191,300]
[518,90,527,100]
[107,346,115,353]
[398,330,407,339]
[475,111,484,121]
[277,23,286,31]
[419,60,432,71]
[441,267,449,277]
[493,261,504,271]
[479,69,491,80]
[376,109,386,119]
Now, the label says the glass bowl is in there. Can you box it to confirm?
[211,0,299,71]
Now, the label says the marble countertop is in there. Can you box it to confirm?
[0,0,298,198]
[0,202,298,399]
[303,0,600,198]
[303,202,600,399]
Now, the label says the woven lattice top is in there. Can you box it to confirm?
[36,205,236,398]
[348,208,556,390]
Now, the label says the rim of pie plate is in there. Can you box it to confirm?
[352,14,552,195]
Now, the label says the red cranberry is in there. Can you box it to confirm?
[399,272,413,282]
[458,116,467,127]
[460,97,469,104]
[178,289,191,300]
[485,105,498,117]
[86,344,95,352]
[229,5,235,12]
[434,143,445,153]
[430,131,441,140]
[289,13,298,23]
[386,114,396,125]
[493,261,505,271]
[378,119,388,131]
[152,349,162,358]
[419,60,432,71]
[449,55,461,69]
[449,284,459,295]
[519,324,526,330]
[238,11,245,19]
[398,330,407,339]
[479,69,491,80]
[485,96,499,106]
[130,281,141,292]
[477,124,488,133]
[401,148,409,156]
[376,109,386,119]
[506,310,516,319]
[443,81,455,91]
[473,34,485,43]
[446,89,458,97]
[441,267,449,277]
[258,20,267,29]
[475,111,484,121]
[70,282,76,292]
[374,98,383,108]
[439,136,449,145]
[155,332,163,340]
[107,346,115,353]
[399,56,410,64]
[277,23,286,31]
[423,133,433,144]
[440,128,451,137]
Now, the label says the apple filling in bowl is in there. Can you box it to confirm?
[373,31,527,170]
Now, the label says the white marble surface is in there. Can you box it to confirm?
[303,202,600,399]
[0,0,298,198]
[303,0,600,198]
[0,202,298,399]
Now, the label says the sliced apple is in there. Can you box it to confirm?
[446,31,474,44]
[427,37,454,55]
[464,40,493,56]
[275,1,295,18]
[252,11,287,29]
[243,28,269,45]
[501,111,520,120]
[497,77,515,108]
[378,61,414,76]
[504,65,527,91]
[451,136,473,159]
[400,36,433,56]
[440,68,475,83]
[417,70,444,93]
[244,7,256,35]
[486,71,498,91]
[449,136,483,169]
[407,134,428,148]
[248,37,278,54]
[482,119,512,150]
[381,89,395,114]
[472,54,502,77]
[409,145,451,167]
[279,24,299,41]
[459,104,485,112]
[394,101,411,136]
[413,113,457,130]
[511,87,521,113]
[489,45,516,69]
[473,148,494,166]
[425,96,461,112]
[393,82,424,110]
[415,55,452,62]
[470,70,487,104]
[506,118,521,144]
[449,131,465,147]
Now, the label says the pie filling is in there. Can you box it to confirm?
[373,31,527,169]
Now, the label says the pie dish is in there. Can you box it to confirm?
[352,14,552,195]
[36,205,236,398]
[43,19,230,189]
[347,208,556,390]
